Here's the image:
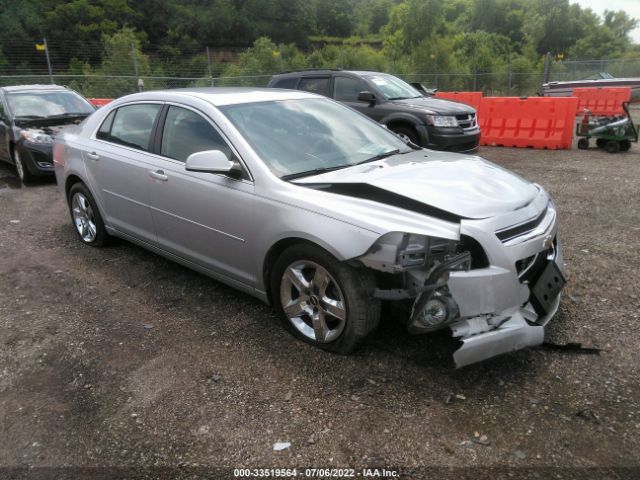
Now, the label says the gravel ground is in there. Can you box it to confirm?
[0,140,639,479]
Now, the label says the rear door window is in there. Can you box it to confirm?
[104,104,161,152]
[297,77,330,97]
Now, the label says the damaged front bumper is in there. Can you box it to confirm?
[366,191,565,367]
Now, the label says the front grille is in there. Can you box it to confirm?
[496,205,548,243]
[517,237,557,284]
[456,113,477,130]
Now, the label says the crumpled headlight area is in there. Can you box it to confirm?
[358,232,467,273]
[20,129,53,144]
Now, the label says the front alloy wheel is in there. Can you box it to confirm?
[271,243,381,354]
[280,260,347,343]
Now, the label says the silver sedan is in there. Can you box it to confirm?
[54,88,565,367]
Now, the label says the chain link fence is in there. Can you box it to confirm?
[0,71,548,98]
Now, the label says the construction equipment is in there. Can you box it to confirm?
[576,102,638,153]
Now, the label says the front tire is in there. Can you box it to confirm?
[68,183,109,247]
[390,125,420,145]
[13,149,33,183]
[271,244,380,354]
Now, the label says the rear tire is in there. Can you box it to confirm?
[619,140,631,152]
[271,243,380,354]
[68,183,110,247]
[605,141,620,154]
[390,125,420,145]
[577,138,589,150]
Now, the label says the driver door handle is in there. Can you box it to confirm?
[149,169,168,181]
[86,151,100,161]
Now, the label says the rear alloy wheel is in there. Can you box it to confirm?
[605,141,620,154]
[68,183,109,247]
[13,149,33,183]
[272,244,380,354]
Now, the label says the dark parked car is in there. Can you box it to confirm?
[0,84,95,182]
[268,70,480,153]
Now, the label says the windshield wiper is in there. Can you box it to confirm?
[281,165,349,181]
[356,148,402,165]
[46,113,90,119]
[387,96,422,100]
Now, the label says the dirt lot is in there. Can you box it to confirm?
[1,141,639,479]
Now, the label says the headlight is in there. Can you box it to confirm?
[426,115,458,127]
[20,129,53,144]
[397,233,460,267]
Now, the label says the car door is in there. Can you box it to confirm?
[146,104,257,285]
[0,94,10,162]
[84,102,162,243]
[332,75,384,121]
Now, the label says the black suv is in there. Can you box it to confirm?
[0,84,95,182]
[267,70,480,153]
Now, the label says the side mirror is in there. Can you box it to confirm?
[185,150,235,174]
[357,91,376,104]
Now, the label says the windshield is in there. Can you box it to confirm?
[220,98,411,179]
[6,90,94,118]
[583,72,614,80]
[364,74,422,100]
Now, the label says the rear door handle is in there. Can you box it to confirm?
[86,151,100,161]
[149,169,168,181]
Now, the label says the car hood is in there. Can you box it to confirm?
[389,96,476,115]
[293,150,539,219]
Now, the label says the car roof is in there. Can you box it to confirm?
[0,84,69,93]
[111,87,321,107]
[273,70,381,78]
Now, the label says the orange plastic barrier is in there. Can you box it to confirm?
[478,96,579,149]
[572,87,631,116]
[434,91,483,111]
[88,98,113,108]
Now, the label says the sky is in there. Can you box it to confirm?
[572,0,640,43]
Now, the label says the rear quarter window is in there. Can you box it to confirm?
[297,77,330,97]
[97,104,161,152]
[272,78,299,89]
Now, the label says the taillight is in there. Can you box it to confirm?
[53,143,65,166]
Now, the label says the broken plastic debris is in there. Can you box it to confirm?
[542,342,601,354]
[273,442,291,451]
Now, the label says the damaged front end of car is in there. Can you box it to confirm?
[355,196,565,368]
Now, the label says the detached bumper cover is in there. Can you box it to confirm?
[445,199,565,367]
[451,295,560,368]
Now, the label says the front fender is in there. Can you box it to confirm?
[379,111,424,128]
